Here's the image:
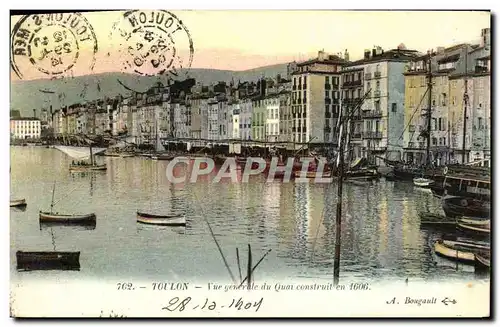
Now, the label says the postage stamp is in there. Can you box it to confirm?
[11,13,98,80]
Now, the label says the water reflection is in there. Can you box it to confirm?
[10,147,487,282]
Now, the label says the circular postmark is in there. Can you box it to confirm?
[11,13,98,80]
[111,10,194,82]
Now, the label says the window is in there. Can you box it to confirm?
[325,76,330,84]
[303,76,307,84]
[376,81,380,90]
[432,137,437,146]
[325,91,330,98]
[438,118,442,131]
[391,103,397,112]
[375,100,380,111]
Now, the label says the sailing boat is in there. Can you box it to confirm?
[17,228,80,271]
[150,120,173,160]
[136,163,186,226]
[39,181,96,223]
[392,54,444,183]
[67,142,107,172]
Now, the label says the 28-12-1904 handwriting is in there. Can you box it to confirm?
[162,297,263,313]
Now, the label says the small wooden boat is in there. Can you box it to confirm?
[120,154,134,158]
[457,222,490,235]
[10,198,27,208]
[136,211,186,226]
[419,212,456,227]
[151,154,175,161]
[413,177,434,187]
[293,171,332,179]
[475,252,490,269]
[39,182,97,224]
[39,211,96,223]
[16,251,80,271]
[442,195,490,218]
[434,239,489,264]
[69,164,107,172]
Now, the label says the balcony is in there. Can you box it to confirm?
[325,84,332,90]
[343,80,363,87]
[364,72,372,80]
[324,126,332,133]
[373,90,381,97]
[475,65,489,73]
[325,112,331,119]
[374,71,381,78]
[362,110,383,118]
[325,98,332,104]
[363,131,383,139]
[352,132,362,139]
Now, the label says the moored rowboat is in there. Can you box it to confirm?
[475,252,490,268]
[293,171,332,179]
[434,239,489,264]
[413,177,434,187]
[10,199,27,207]
[39,211,96,223]
[136,212,186,226]
[69,164,107,172]
[16,251,80,271]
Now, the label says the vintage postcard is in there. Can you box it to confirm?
[9,9,491,318]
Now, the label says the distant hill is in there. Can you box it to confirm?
[10,63,289,117]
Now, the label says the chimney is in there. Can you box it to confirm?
[364,49,370,59]
[344,49,349,62]
[318,50,326,61]
[481,28,490,48]
[436,47,445,54]
[277,73,281,83]
[33,108,36,118]
[50,105,53,115]
[372,48,377,57]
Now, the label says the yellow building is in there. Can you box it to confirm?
[291,50,346,146]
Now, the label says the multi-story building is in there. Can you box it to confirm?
[278,90,292,144]
[10,117,42,139]
[265,95,280,142]
[251,97,266,141]
[207,98,219,140]
[403,28,490,165]
[291,50,347,146]
[217,97,228,140]
[344,46,420,164]
[239,98,252,140]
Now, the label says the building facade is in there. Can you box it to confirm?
[10,117,42,139]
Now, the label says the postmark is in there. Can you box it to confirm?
[110,10,194,83]
[11,13,98,80]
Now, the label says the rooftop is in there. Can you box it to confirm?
[11,117,41,121]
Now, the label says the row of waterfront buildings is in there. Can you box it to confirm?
[11,28,490,166]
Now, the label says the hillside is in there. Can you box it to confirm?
[10,63,289,117]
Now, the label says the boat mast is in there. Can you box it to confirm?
[50,181,56,214]
[89,143,94,166]
[462,47,469,164]
[425,53,433,167]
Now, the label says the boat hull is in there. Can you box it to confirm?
[136,212,186,226]
[10,199,27,207]
[475,253,490,269]
[39,211,96,223]
[16,251,80,271]
[293,171,332,179]
[442,195,490,218]
[434,240,489,264]
[69,164,107,172]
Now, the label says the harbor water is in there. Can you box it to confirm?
[10,147,487,284]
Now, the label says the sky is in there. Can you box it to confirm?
[10,10,490,81]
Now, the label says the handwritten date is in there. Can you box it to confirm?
[162,297,263,313]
